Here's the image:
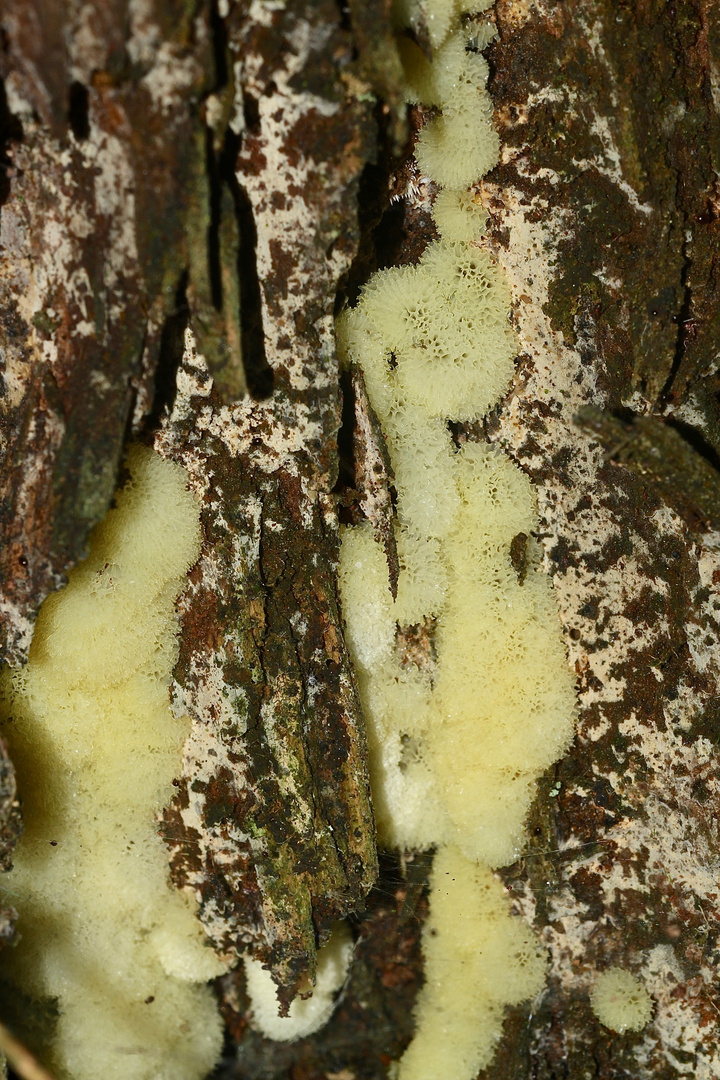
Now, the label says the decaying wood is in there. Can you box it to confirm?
[1,0,720,1078]
[151,0,405,1003]
[0,736,19,952]
[574,405,720,532]
[347,364,399,596]
[0,0,213,664]
[0,0,401,1015]
[477,3,720,1078]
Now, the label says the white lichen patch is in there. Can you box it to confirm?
[575,114,653,216]
[0,106,141,356]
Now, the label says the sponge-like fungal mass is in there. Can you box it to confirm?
[401,11,499,188]
[244,923,354,1042]
[337,248,575,869]
[398,847,546,1080]
[431,188,489,244]
[0,445,227,1080]
[591,968,654,1034]
[337,241,517,426]
[394,0,494,51]
[336,2,577,1078]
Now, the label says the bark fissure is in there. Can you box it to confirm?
[144,271,190,432]
[152,0,406,1012]
[658,193,696,411]
[67,80,89,142]
[0,79,22,207]
[234,181,272,399]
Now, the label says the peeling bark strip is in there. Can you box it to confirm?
[0,0,396,1017]
[155,0,398,1005]
[349,364,399,597]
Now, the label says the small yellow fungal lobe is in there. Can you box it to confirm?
[398,847,546,1080]
[0,445,227,1080]
[337,241,516,426]
[394,0,494,50]
[399,11,498,190]
[244,923,354,1042]
[432,188,489,243]
[591,968,654,1033]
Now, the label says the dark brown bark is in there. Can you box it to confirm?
[0,0,212,664]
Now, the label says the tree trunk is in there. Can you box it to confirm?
[1,1,719,1079]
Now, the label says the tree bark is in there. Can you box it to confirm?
[1,1,720,1079]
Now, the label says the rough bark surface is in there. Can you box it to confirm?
[150,0,411,1003]
[477,3,720,1078]
[0,737,19,953]
[0,0,400,1033]
[1,0,720,1079]
[0,0,213,664]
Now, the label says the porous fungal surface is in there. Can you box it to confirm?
[0,447,227,1080]
[591,968,654,1034]
[336,1,576,1076]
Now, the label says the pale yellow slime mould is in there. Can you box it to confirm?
[0,445,227,1080]
[591,968,654,1034]
[336,2,577,1077]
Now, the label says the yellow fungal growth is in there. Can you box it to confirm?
[336,247,576,865]
[402,16,499,189]
[0,445,227,1080]
[431,188,489,243]
[591,968,654,1034]
[336,2,577,1077]
[337,243,516,426]
[244,923,355,1042]
[399,847,546,1080]
[394,0,494,50]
